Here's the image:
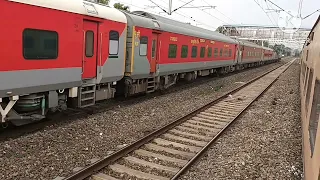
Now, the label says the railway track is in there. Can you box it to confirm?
[59,59,295,180]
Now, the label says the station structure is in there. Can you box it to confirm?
[217,24,311,50]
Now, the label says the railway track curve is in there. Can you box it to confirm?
[59,59,295,180]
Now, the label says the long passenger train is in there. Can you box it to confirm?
[300,15,320,180]
[0,0,279,126]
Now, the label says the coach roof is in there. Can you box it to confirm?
[127,11,237,44]
[239,39,266,49]
[9,0,127,23]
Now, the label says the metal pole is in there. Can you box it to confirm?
[169,0,172,15]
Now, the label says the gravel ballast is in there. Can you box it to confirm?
[0,62,287,180]
[180,60,302,180]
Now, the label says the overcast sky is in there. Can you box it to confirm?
[109,0,320,31]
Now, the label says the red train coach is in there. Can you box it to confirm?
[119,11,239,96]
[0,0,127,125]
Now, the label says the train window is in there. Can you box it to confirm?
[220,49,223,57]
[109,31,119,55]
[301,63,306,82]
[310,32,315,41]
[224,49,228,57]
[168,44,177,58]
[304,68,310,94]
[200,47,205,58]
[208,47,212,58]
[191,46,197,58]
[306,69,314,112]
[140,36,148,56]
[309,79,320,157]
[214,48,218,57]
[181,45,188,58]
[85,31,94,57]
[229,49,232,57]
[23,29,58,59]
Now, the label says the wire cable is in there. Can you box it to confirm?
[202,0,239,24]
[253,0,276,26]
[265,0,294,17]
[264,0,278,25]
[177,0,228,24]
[114,0,218,30]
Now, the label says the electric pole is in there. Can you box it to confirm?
[169,0,172,15]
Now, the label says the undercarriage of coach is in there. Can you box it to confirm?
[0,90,69,127]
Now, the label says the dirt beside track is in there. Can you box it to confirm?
[0,61,289,180]
[180,60,302,180]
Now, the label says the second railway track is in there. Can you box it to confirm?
[60,59,295,180]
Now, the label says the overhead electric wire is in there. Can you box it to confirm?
[172,0,195,13]
[265,0,295,17]
[302,9,320,19]
[144,0,216,29]
[148,0,169,14]
[158,0,219,29]
[253,0,277,26]
[202,0,239,24]
[264,0,278,25]
[177,0,228,24]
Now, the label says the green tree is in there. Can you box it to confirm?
[98,0,109,5]
[263,41,269,47]
[294,49,301,57]
[113,3,130,12]
[272,44,285,56]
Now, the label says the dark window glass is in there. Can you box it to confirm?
[229,49,232,57]
[304,68,310,94]
[140,36,148,56]
[109,31,119,55]
[181,45,188,58]
[223,49,227,57]
[23,29,58,59]
[168,44,177,58]
[214,48,218,57]
[152,39,156,58]
[306,69,314,111]
[220,49,223,57]
[208,47,212,57]
[191,46,197,58]
[85,31,94,57]
[200,47,205,58]
[309,79,320,157]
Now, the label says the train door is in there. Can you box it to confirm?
[236,45,240,63]
[239,44,244,63]
[82,20,98,79]
[151,33,159,73]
